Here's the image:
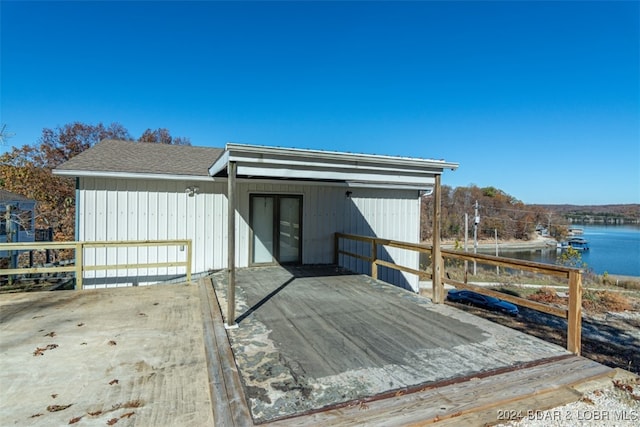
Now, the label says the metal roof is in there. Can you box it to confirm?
[209,143,459,190]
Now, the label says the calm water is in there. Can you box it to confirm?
[482,225,640,277]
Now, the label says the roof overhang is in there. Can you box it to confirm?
[209,143,458,190]
[53,170,214,182]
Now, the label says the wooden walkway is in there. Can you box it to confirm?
[201,266,614,426]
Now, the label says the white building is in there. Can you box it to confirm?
[1,190,36,261]
[54,140,458,291]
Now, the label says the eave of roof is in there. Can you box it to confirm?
[208,143,459,190]
[53,139,224,178]
[53,140,459,191]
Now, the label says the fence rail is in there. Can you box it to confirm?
[335,232,583,355]
[0,240,192,289]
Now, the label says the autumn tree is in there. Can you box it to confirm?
[421,185,559,242]
[0,122,189,241]
[0,123,131,240]
[138,128,190,145]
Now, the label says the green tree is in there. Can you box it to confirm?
[556,247,585,269]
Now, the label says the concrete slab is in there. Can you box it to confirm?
[0,284,214,427]
[211,266,571,424]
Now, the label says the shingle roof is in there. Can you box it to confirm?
[55,139,224,177]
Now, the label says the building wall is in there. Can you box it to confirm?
[78,177,421,290]
[1,200,36,258]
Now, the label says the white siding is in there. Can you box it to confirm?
[78,177,227,287]
[78,178,421,291]
[236,182,421,291]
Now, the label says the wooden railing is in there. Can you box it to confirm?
[0,240,192,289]
[334,232,583,355]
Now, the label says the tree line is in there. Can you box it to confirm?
[420,185,570,242]
[4,121,610,245]
[0,122,190,241]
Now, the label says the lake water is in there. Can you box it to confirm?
[481,225,640,277]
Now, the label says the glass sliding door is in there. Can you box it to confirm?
[278,197,301,263]
[250,194,302,265]
[251,196,275,264]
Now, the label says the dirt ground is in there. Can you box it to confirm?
[446,302,640,376]
[0,284,214,427]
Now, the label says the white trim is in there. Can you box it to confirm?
[54,169,215,182]
[237,165,434,186]
[208,151,230,176]
[225,142,459,170]
[229,153,446,175]
[235,178,428,190]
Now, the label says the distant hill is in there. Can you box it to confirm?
[533,204,640,224]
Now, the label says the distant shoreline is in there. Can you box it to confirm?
[433,236,640,282]
[438,234,555,251]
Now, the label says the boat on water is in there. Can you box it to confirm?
[557,237,590,251]
[568,227,584,235]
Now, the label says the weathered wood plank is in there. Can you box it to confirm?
[265,356,612,426]
[199,277,253,427]
[375,258,423,277]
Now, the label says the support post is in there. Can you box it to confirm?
[567,270,582,354]
[432,175,443,303]
[186,239,192,284]
[75,242,83,290]
[226,161,237,327]
[333,233,339,265]
[371,240,378,280]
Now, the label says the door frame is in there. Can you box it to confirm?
[248,193,303,266]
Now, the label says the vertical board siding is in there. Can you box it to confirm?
[346,189,421,291]
[78,178,421,290]
[78,177,227,287]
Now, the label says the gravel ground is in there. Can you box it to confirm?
[495,370,640,427]
[442,296,640,427]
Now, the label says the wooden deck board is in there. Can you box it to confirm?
[202,266,614,426]
[199,277,253,427]
[263,355,613,426]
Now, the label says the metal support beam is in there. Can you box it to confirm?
[226,161,237,327]
[432,174,443,303]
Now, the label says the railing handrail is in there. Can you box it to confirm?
[1,239,193,289]
[335,232,579,276]
[334,232,583,355]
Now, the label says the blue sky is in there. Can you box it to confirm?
[1,1,639,205]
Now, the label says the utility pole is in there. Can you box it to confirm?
[495,228,499,275]
[464,213,469,275]
[473,201,479,275]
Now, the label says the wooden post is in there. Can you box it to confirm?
[226,161,237,327]
[371,240,378,280]
[5,205,14,286]
[75,242,83,290]
[186,240,192,284]
[333,233,339,265]
[432,175,443,303]
[567,270,582,354]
